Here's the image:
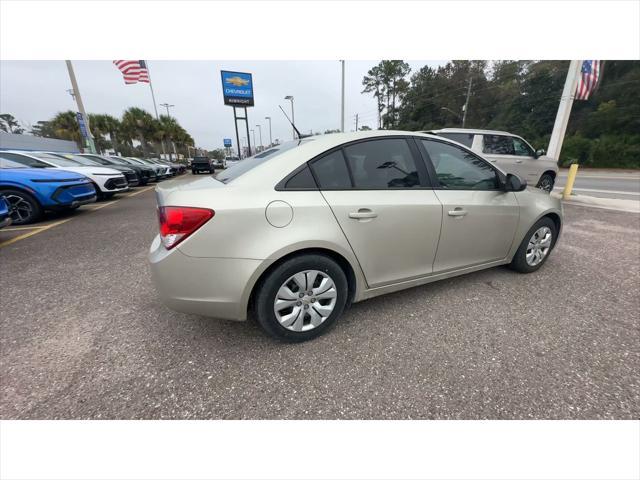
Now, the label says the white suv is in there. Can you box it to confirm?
[428,129,559,192]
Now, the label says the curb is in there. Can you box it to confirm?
[551,192,640,213]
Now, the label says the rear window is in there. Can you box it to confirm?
[437,132,474,148]
[216,139,314,184]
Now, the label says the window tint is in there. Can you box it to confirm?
[438,132,474,148]
[216,139,314,184]
[311,150,351,189]
[30,152,80,167]
[483,135,515,155]
[422,140,499,190]
[284,166,317,189]
[0,157,30,169]
[0,152,50,168]
[513,137,534,157]
[80,154,110,165]
[343,139,420,189]
[55,153,99,166]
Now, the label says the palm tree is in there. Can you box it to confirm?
[48,111,82,149]
[121,107,158,157]
[0,114,25,134]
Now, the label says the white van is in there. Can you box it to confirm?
[428,128,559,192]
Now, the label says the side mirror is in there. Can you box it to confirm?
[534,148,546,158]
[505,173,527,192]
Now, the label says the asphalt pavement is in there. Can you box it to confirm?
[1,184,639,419]
[554,169,640,200]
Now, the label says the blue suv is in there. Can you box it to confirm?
[0,157,97,224]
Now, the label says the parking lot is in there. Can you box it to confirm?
[1,178,639,420]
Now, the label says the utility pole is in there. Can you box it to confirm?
[265,116,272,147]
[340,60,345,132]
[461,73,473,128]
[250,129,256,155]
[355,113,359,132]
[65,60,97,154]
[547,60,582,161]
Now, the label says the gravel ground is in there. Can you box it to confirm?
[1,187,638,419]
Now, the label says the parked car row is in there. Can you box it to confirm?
[0,151,186,226]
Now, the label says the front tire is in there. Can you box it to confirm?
[254,254,349,342]
[537,173,555,192]
[1,189,43,225]
[509,217,557,273]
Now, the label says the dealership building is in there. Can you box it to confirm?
[0,132,79,153]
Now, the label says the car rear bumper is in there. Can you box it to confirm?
[149,235,264,321]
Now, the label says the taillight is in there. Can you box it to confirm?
[157,206,214,249]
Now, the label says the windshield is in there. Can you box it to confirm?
[31,152,81,167]
[108,156,130,165]
[127,158,146,165]
[80,154,111,166]
[216,139,314,184]
[55,153,100,166]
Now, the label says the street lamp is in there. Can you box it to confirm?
[159,102,176,161]
[440,106,463,125]
[265,116,273,147]
[284,95,295,140]
[250,129,256,156]
[256,124,263,151]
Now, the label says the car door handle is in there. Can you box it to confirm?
[448,207,468,217]
[349,209,377,220]
[515,160,523,163]
[489,159,497,162]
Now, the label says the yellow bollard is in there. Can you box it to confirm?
[562,163,579,199]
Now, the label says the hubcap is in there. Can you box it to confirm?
[5,194,33,223]
[526,226,552,266]
[274,270,337,332]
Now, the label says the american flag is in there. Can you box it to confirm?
[575,60,602,100]
[113,60,150,84]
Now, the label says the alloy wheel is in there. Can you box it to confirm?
[539,176,554,192]
[273,270,337,332]
[526,226,552,266]
[5,194,33,223]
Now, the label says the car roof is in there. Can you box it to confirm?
[427,128,516,137]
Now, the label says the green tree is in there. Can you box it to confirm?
[120,107,158,157]
[0,114,25,134]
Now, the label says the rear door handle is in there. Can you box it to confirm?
[448,207,468,217]
[515,160,523,164]
[349,209,377,220]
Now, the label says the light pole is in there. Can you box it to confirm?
[440,106,462,124]
[256,124,263,151]
[242,137,247,158]
[284,95,295,140]
[265,116,272,147]
[250,129,256,156]
[159,102,177,160]
[340,60,345,132]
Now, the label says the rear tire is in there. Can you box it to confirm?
[1,189,43,225]
[254,254,349,342]
[509,217,557,273]
[536,173,555,192]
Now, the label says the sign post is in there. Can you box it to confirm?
[221,70,254,159]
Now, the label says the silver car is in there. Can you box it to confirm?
[150,131,562,342]
[429,128,559,192]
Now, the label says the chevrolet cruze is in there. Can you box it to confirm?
[150,131,562,342]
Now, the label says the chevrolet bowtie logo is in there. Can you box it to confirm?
[225,76,249,87]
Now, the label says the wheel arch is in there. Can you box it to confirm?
[245,247,360,319]
[0,184,44,208]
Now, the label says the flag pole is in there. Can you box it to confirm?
[144,61,167,159]
[547,60,582,162]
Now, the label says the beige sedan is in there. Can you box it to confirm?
[150,131,562,342]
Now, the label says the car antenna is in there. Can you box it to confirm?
[278,105,311,139]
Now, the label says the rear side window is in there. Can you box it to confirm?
[344,138,420,189]
[0,152,49,168]
[284,165,317,189]
[310,150,351,189]
[483,135,515,155]
[438,132,474,148]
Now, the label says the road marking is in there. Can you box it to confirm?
[554,187,640,196]
[0,218,73,248]
[0,186,155,249]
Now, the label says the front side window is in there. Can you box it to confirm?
[310,150,351,189]
[513,137,535,157]
[343,139,420,189]
[483,135,515,155]
[0,152,50,168]
[422,140,499,190]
